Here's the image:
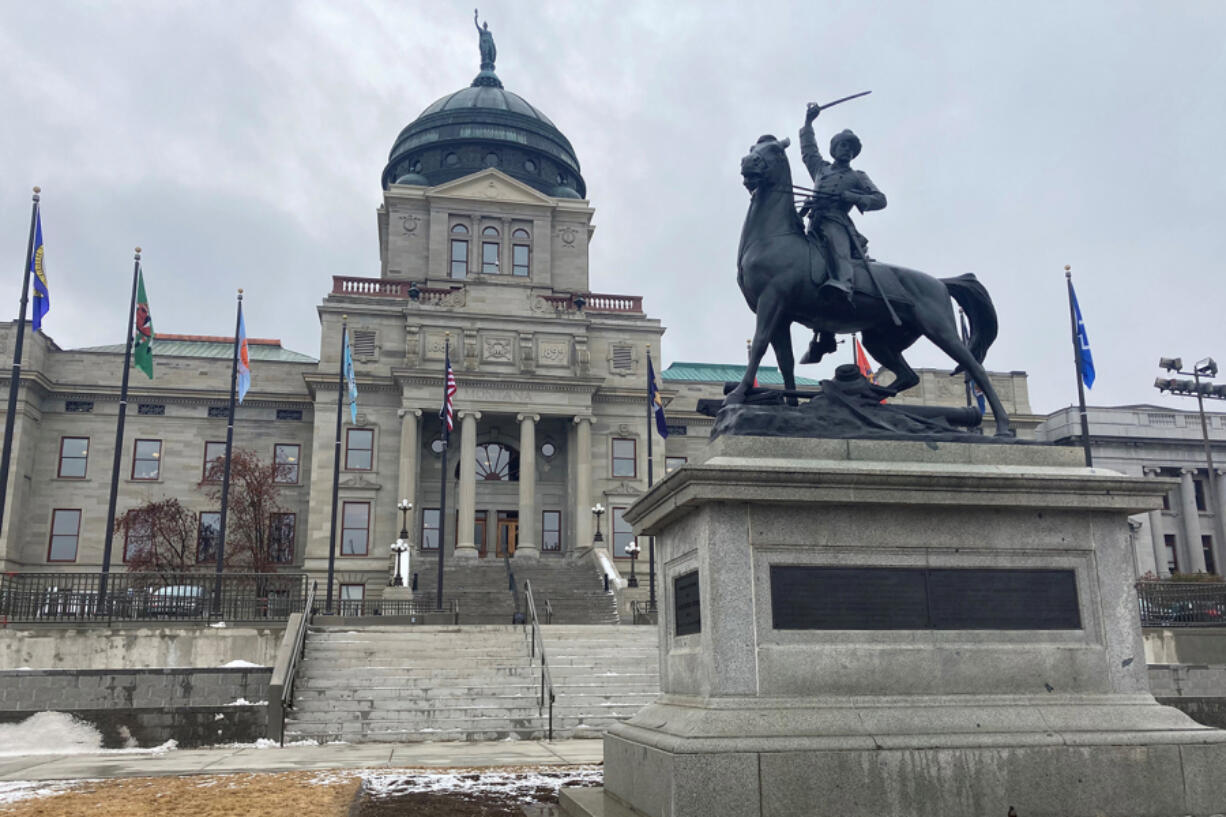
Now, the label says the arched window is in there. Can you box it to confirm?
[481,227,500,273]
[454,443,519,481]
[512,228,530,240]
[482,226,500,237]
[451,224,469,234]
[512,228,530,277]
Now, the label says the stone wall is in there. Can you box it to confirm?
[1144,627,1226,665]
[0,666,271,748]
[0,625,284,669]
[1150,663,1226,730]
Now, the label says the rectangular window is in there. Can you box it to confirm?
[345,428,374,470]
[269,513,296,564]
[450,239,468,279]
[208,406,229,418]
[512,244,530,277]
[339,583,365,616]
[665,456,687,474]
[1165,534,1179,573]
[197,511,221,563]
[137,404,165,416]
[274,443,300,484]
[422,508,440,550]
[341,501,370,556]
[1162,489,1171,512]
[58,437,89,479]
[351,330,377,358]
[123,511,152,563]
[132,439,162,481]
[612,507,635,558]
[276,409,304,421]
[612,438,637,478]
[47,509,81,562]
[65,400,94,413]
[1195,478,1207,512]
[542,510,561,552]
[1203,535,1216,575]
[202,441,226,482]
[482,241,500,274]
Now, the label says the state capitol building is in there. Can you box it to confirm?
[0,31,1216,611]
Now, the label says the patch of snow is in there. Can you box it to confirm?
[358,767,604,803]
[209,621,227,628]
[214,713,225,721]
[220,659,263,668]
[0,714,178,758]
[0,780,82,806]
[226,698,268,706]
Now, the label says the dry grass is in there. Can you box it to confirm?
[0,771,361,817]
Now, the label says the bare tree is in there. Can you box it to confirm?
[201,448,293,573]
[113,497,200,581]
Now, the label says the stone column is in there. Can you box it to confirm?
[1179,468,1207,573]
[397,407,422,531]
[1142,468,1168,578]
[574,416,593,553]
[454,410,482,559]
[1213,468,1226,574]
[516,413,540,559]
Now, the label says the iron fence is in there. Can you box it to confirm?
[0,571,309,624]
[1136,580,1226,627]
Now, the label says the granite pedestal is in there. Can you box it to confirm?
[560,438,1226,817]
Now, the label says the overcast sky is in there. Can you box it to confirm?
[2,1,1224,415]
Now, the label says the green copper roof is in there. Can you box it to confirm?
[76,338,317,364]
[662,361,822,387]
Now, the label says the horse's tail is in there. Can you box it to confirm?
[942,273,997,371]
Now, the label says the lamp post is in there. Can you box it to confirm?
[1155,356,1226,573]
[389,498,412,587]
[591,503,605,546]
[625,540,640,588]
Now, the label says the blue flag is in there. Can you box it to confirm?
[30,211,49,332]
[648,355,668,438]
[1070,283,1095,389]
[343,329,358,423]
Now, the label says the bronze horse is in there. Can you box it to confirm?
[727,134,1014,437]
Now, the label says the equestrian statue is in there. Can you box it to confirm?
[726,99,1014,437]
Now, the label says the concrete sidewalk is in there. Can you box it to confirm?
[0,739,604,782]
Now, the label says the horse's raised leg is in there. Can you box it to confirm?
[770,323,797,406]
[725,289,785,405]
[861,329,921,395]
[926,324,1014,437]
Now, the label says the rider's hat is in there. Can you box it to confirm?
[830,129,862,158]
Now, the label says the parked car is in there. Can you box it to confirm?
[146,585,206,617]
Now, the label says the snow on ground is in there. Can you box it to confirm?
[0,779,84,806]
[0,712,178,758]
[219,659,263,667]
[352,766,604,803]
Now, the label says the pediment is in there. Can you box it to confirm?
[429,169,558,206]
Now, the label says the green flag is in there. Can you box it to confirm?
[132,268,154,379]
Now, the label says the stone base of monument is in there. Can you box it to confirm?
[381,584,413,602]
[558,438,1226,817]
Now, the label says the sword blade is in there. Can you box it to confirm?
[812,90,872,111]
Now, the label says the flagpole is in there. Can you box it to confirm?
[0,187,41,537]
[99,247,143,603]
[645,345,657,612]
[436,334,451,612]
[213,290,243,616]
[1065,266,1093,467]
[325,315,347,614]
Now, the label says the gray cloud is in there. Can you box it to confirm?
[1,0,1224,414]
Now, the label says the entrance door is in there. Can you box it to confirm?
[475,511,488,558]
[496,511,518,557]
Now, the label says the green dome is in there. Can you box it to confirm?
[382,71,586,198]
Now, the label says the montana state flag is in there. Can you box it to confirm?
[30,211,49,331]
[648,354,668,438]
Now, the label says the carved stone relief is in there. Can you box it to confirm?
[538,339,570,367]
[400,214,421,236]
[482,335,514,363]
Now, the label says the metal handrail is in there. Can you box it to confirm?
[522,579,556,740]
[281,581,316,723]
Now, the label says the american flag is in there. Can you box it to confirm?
[441,345,457,434]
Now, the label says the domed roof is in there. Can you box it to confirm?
[381,22,585,198]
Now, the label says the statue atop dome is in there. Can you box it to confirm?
[471,9,501,87]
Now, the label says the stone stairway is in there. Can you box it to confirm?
[285,624,547,742]
[539,624,660,738]
[283,622,661,743]
[409,555,617,624]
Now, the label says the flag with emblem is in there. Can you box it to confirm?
[648,353,669,438]
[236,308,251,403]
[132,268,154,379]
[441,342,456,438]
[30,211,49,331]
[343,329,358,423]
[1069,281,1095,389]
